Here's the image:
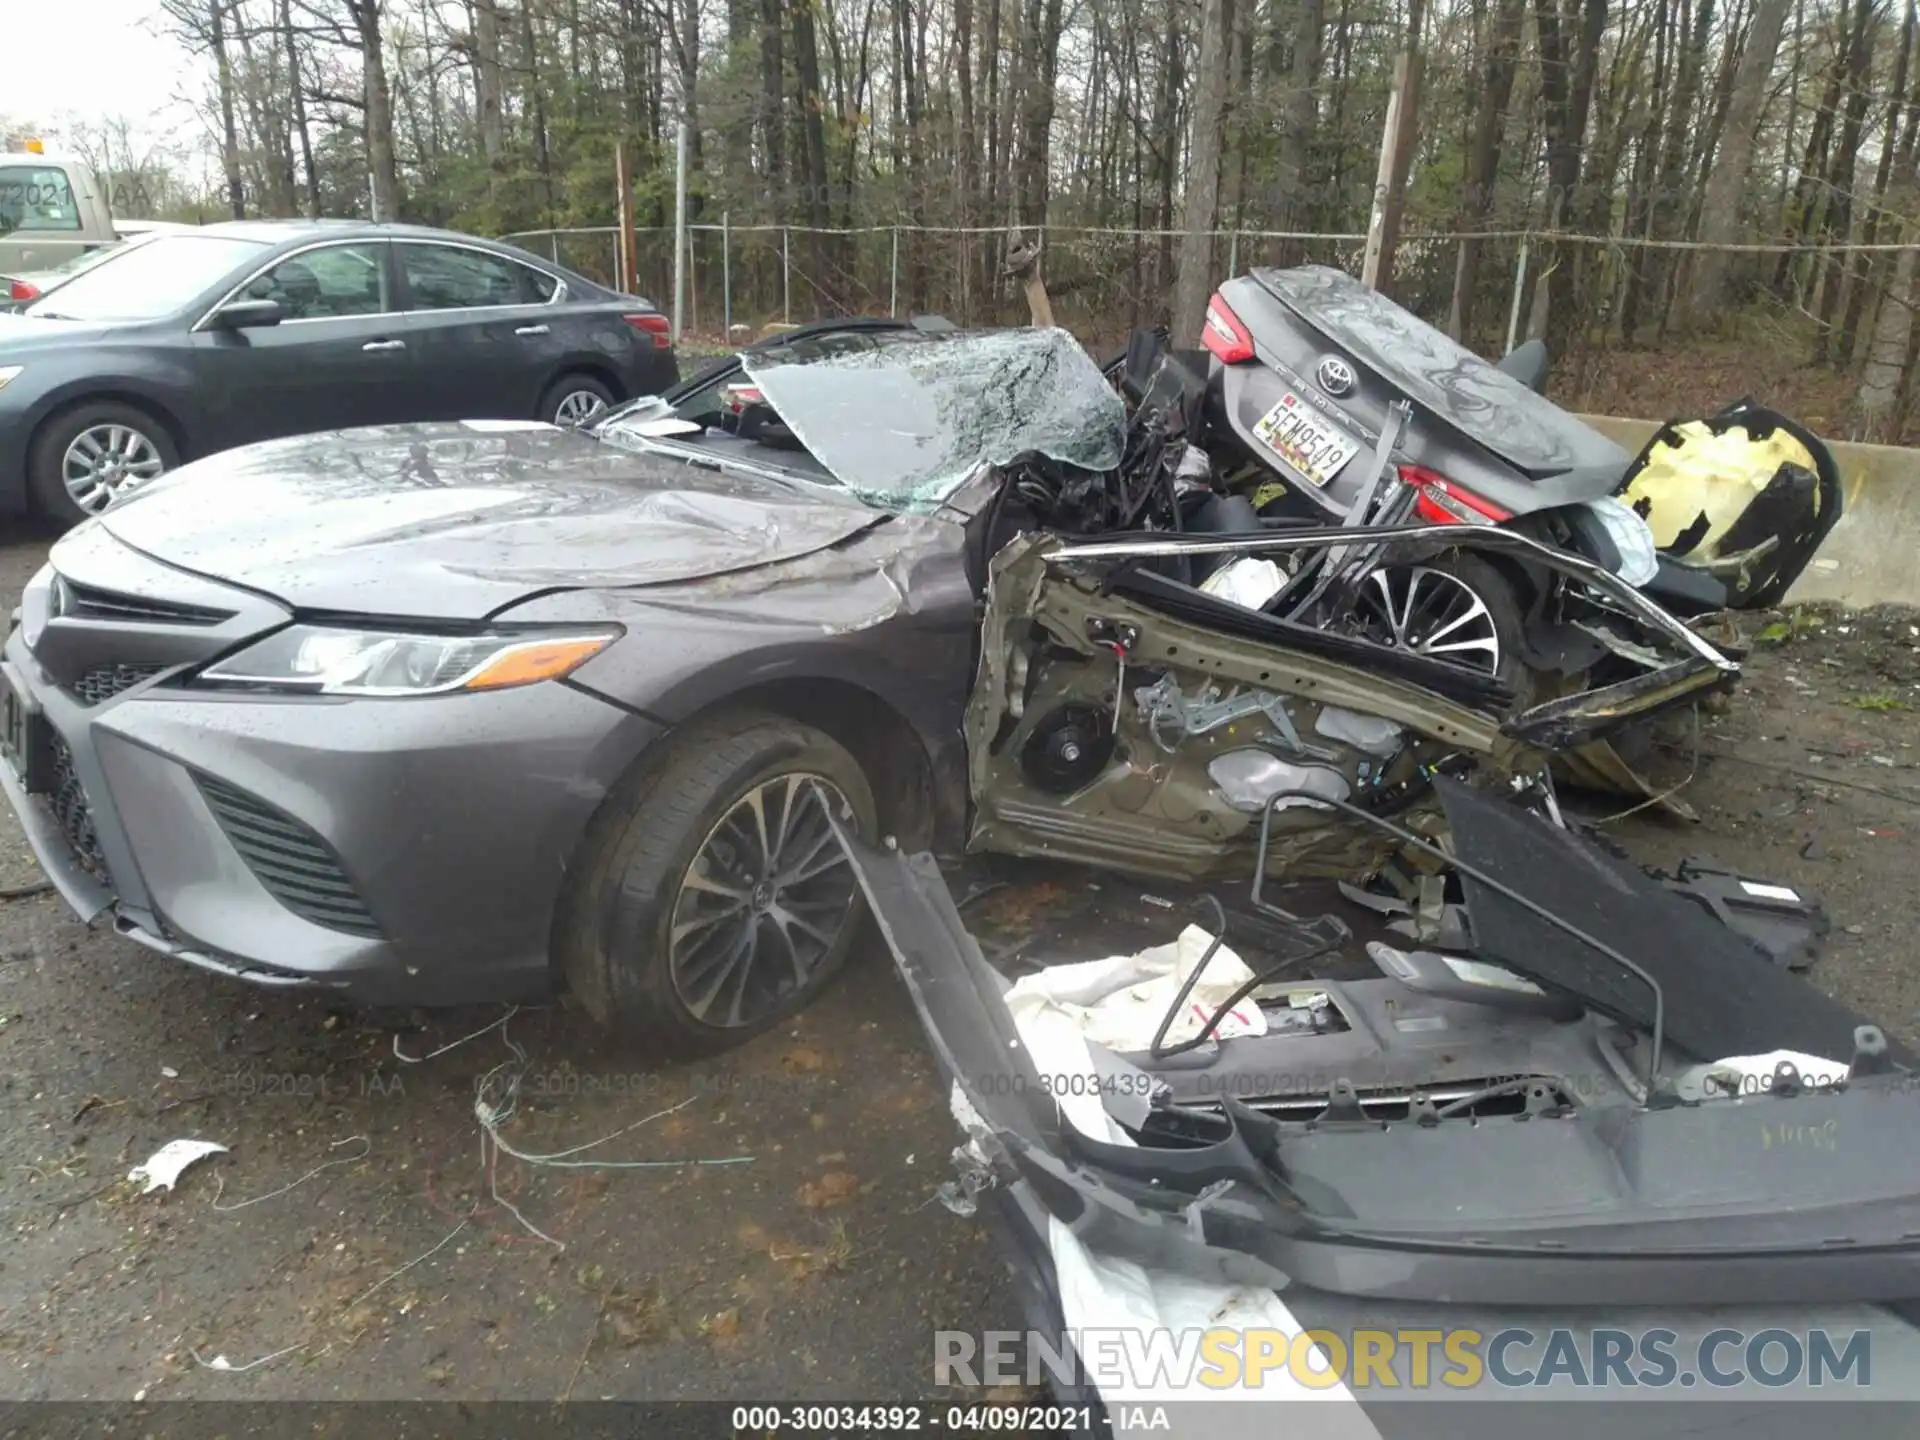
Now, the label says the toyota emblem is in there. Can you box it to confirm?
[1316,357,1356,397]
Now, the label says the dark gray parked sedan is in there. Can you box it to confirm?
[0,219,677,524]
[0,327,1725,1057]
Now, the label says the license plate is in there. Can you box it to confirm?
[1252,392,1361,489]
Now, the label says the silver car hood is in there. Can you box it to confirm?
[95,421,884,620]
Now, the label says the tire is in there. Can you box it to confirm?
[1352,551,1527,690]
[28,401,179,525]
[539,373,616,428]
[556,711,878,1059]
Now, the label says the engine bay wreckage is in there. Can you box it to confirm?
[727,318,1914,1309]
[966,526,1734,880]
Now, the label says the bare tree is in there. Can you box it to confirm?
[1448,0,1525,339]
[1687,0,1793,323]
[1851,156,1920,438]
[1171,0,1230,346]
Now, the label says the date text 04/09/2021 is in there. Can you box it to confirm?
[726,1403,1111,1432]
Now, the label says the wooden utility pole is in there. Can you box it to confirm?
[1362,35,1424,293]
[615,142,638,295]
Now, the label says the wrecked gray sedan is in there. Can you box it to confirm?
[0,327,1734,1058]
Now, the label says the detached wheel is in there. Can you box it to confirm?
[540,374,615,427]
[1351,552,1525,686]
[28,401,178,524]
[558,712,877,1058]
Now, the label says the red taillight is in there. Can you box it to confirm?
[623,312,673,349]
[720,383,764,414]
[1398,464,1513,525]
[1201,291,1255,364]
[7,278,39,302]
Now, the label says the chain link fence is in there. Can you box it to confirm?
[502,218,1920,437]
[507,219,1919,346]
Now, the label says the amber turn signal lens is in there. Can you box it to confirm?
[460,635,614,691]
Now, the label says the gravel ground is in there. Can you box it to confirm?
[0,522,1916,1403]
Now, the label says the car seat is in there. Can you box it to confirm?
[261,259,321,320]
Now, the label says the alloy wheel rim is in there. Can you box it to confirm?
[1353,565,1501,672]
[667,773,859,1028]
[62,424,166,512]
[553,391,608,426]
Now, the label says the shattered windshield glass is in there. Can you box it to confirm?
[744,327,1126,509]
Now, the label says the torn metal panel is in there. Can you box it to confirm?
[1503,657,1728,748]
[966,533,1502,883]
[1049,523,1738,677]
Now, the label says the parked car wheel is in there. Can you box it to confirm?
[558,712,878,1058]
[540,374,616,428]
[1350,552,1525,687]
[28,401,178,523]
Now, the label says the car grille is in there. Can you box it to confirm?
[48,734,112,887]
[54,577,233,626]
[68,663,165,706]
[194,775,383,938]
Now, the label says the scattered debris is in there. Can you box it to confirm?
[392,1003,518,1063]
[191,1343,304,1373]
[455,1017,754,1250]
[127,1139,228,1194]
[69,1094,120,1124]
[345,1220,468,1310]
[211,1135,370,1212]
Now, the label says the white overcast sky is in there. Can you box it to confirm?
[10,0,200,148]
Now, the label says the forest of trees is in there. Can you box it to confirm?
[19,0,1920,435]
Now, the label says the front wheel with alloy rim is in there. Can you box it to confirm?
[28,401,179,524]
[556,712,878,1058]
[540,374,616,428]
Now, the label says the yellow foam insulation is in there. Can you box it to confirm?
[1622,420,1819,556]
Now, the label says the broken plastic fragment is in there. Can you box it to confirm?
[128,1139,228,1194]
[1579,496,1660,587]
[1314,706,1405,759]
[1198,557,1285,609]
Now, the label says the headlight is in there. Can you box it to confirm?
[197,625,620,696]
[0,365,23,393]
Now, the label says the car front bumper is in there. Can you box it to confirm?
[0,611,659,1006]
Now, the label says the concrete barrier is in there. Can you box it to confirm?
[1579,414,1920,609]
